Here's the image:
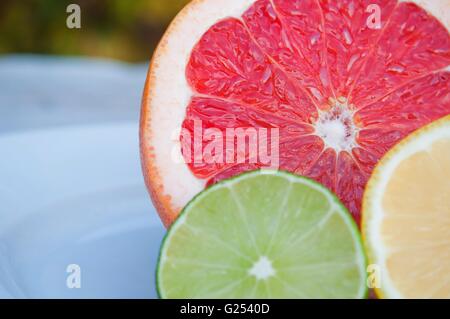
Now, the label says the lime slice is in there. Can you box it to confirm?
[157,170,367,299]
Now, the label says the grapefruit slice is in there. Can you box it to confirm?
[362,115,450,298]
[140,0,450,227]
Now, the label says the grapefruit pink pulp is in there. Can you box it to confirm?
[140,0,450,227]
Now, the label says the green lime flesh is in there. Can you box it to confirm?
[157,170,368,299]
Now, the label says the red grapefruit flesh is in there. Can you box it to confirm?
[141,0,450,227]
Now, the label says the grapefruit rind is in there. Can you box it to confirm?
[362,115,450,299]
[140,0,255,226]
[156,170,368,299]
[402,0,450,30]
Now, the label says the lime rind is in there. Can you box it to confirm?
[157,169,368,299]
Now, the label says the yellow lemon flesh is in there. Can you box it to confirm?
[363,115,450,299]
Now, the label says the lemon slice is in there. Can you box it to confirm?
[363,115,450,299]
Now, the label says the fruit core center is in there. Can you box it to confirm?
[249,256,275,280]
[314,97,358,152]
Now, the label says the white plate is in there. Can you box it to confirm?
[0,123,165,298]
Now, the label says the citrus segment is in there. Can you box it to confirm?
[323,0,398,97]
[243,0,332,105]
[350,2,450,107]
[186,18,317,121]
[362,115,450,298]
[157,170,367,299]
[355,71,450,162]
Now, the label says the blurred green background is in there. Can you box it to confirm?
[0,0,190,62]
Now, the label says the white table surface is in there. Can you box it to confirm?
[0,55,165,298]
